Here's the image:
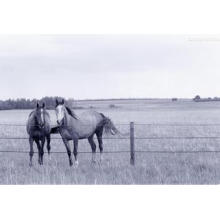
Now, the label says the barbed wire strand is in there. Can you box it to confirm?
[2,123,220,126]
[0,150,220,154]
[1,136,220,140]
[1,123,220,154]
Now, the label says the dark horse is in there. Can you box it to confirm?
[51,99,119,167]
[26,102,51,166]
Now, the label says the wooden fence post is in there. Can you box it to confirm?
[130,122,135,165]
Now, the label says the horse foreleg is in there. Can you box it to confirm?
[88,135,96,163]
[35,140,43,165]
[62,139,73,166]
[40,137,45,165]
[29,137,34,166]
[73,139,79,167]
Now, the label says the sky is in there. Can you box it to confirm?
[0,35,220,100]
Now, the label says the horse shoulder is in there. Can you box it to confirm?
[26,111,35,133]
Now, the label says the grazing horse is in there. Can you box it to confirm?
[26,102,51,166]
[51,99,119,167]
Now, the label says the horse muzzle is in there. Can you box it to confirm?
[39,123,45,128]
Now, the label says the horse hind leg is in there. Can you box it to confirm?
[29,137,34,166]
[96,127,104,162]
[88,135,97,163]
[73,139,79,167]
[40,137,45,165]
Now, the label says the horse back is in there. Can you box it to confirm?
[63,110,103,139]
[77,110,103,125]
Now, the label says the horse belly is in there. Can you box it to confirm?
[60,129,73,141]
[78,124,96,139]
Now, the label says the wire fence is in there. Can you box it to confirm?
[1,136,220,140]
[1,122,220,160]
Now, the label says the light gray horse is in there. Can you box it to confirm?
[26,102,51,166]
[51,99,119,167]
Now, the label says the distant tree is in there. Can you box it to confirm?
[172,98,178,101]
[109,104,116,108]
[214,97,220,101]
[0,96,76,110]
[193,95,201,101]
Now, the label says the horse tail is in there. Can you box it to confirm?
[100,113,120,135]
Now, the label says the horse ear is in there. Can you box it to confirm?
[42,102,45,108]
[55,99,59,107]
[36,102,39,108]
[61,99,65,105]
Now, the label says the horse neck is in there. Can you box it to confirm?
[63,108,76,127]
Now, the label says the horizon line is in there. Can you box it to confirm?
[0,97,194,102]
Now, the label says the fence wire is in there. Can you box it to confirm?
[0,150,220,154]
[0,136,220,140]
[1,123,220,126]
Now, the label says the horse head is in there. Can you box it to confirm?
[55,99,65,125]
[55,99,78,125]
[35,102,46,128]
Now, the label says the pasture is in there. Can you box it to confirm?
[1,99,220,184]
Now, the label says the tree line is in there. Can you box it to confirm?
[0,97,76,110]
[193,95,220,102]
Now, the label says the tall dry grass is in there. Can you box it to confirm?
[0,100,220,184]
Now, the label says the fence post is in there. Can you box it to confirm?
[130,122,135,165]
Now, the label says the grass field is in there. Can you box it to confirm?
[1,99,220,184]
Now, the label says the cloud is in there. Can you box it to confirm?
[0,35,219,99]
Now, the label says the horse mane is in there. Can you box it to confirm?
[65,106,78,120]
